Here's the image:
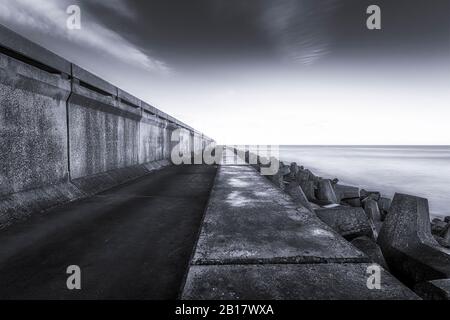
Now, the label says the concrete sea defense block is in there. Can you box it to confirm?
[299,180,316,201]
[296,168,318,183]
[360,189,381,202]
[444,227,450,246]
[316,179,338,204]
[431,218,448,237]
[378,197,392,221]
[284,181,315,213]
[334,183,362,207]
[278,163,290,176]
[351,236,389,270]
[434,226,450,249]
[334,184,360,202]
[364,199,382,233]
[377,193,450,286]
[288,162,299,180]
[315,206,377,240]
[414,279,450,300]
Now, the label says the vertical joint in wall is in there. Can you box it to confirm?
[65,63,73,181]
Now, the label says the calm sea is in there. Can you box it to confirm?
[278,146,450,219]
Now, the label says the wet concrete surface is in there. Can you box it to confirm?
[0,165,217,299]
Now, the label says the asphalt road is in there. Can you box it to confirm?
[0,165,217,299]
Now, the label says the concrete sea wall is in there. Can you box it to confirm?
[0,25,213,228]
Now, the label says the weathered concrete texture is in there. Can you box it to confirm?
[435,235,450,249]
[0,52,75,227]
[351,236,389,270]
[139,111,169,163]
[299,180,316,201]
[443,228,450,247]
[288,162,299,180]
[0,53,70,196]
[361,190,381,202]
[414,279,450,300]
[315,206,376,240]
[378,197,392,221]
[182,264,418,300]
[364,199,382,233]
[334,184,362,207]
[431,218,448,237]
[334,184,360,202]
[192,166,367,265]
[0,25,71,74]
[68,80,141,179]
[285,181,315,212]
[316,179,338,204]
[377,193,450,286]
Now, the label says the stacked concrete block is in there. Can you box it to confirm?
[315,206,377,240]
[316,179,339,204]
[334,184,361,207]
[414,279,450,300]
[377,194,450,286]
[377,197,392,221]
[364,199,382,234]
[351,236,389,270]
[285,181,315,213]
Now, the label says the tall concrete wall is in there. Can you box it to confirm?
[68,66,141,179]
[0,25,214,228]
[0,51,70,195]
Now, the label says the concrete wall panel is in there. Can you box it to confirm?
[139,112,165,163]
[0,53,70,196]
[68,83,140,179]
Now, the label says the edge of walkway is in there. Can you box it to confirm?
[180,164,419,300]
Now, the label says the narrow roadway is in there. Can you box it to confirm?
[0,164,217,299]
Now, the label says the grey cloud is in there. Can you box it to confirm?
[0,0,169,73]
[261,0,340,65]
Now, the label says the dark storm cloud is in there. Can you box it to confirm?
[328,0,450,61]
[260,0,341,65]
[81,0,274,67]
[81,0,450,68]
[0,0,170,73]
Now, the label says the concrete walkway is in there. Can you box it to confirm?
[0,165,217,299]
[182,165,419,299]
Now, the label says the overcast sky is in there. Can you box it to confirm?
[1,0,449,144]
